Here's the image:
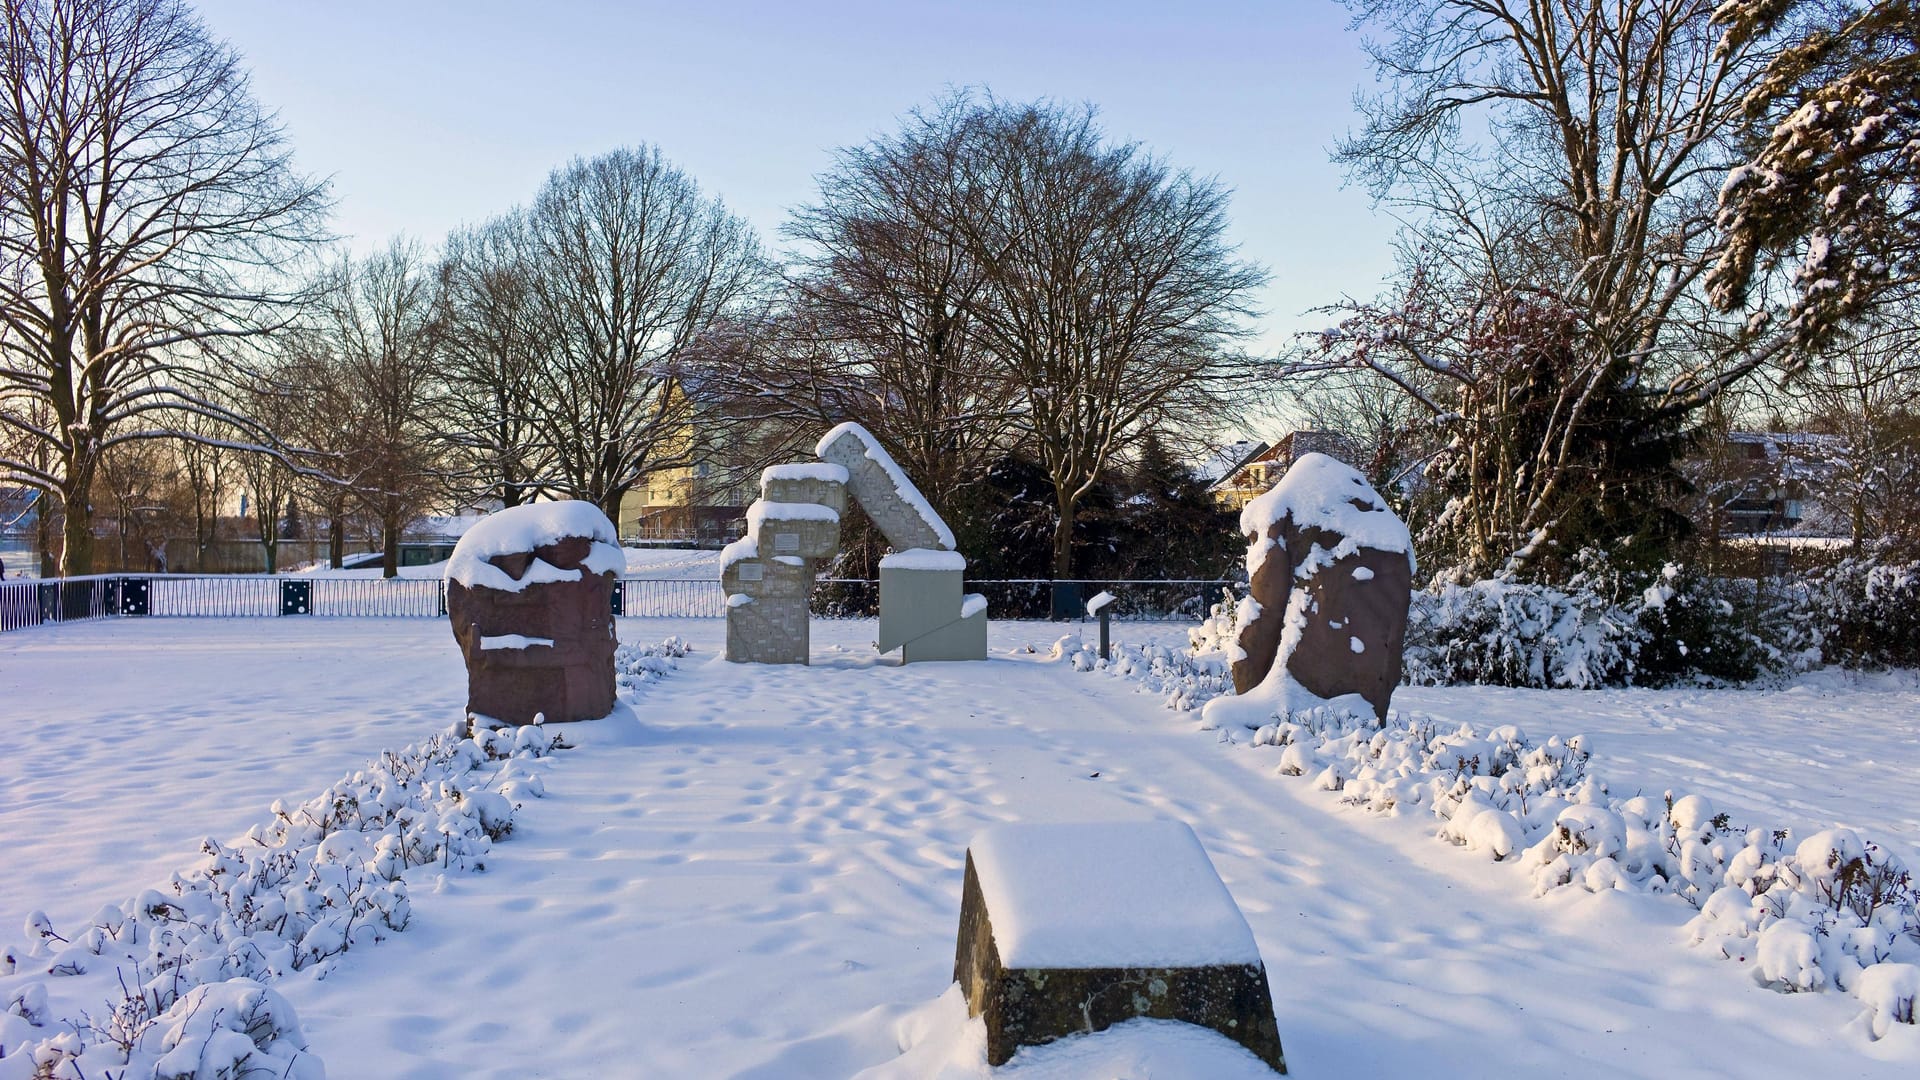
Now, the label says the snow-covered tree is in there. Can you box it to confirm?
[1708,0,1920,355]
[1304,0,1808,579]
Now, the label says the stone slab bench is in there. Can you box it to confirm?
[953,821,1287,1072]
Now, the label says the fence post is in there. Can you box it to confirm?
[118,577,150,616]
[280,579,311,616]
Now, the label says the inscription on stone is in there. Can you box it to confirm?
[738,563,764,582]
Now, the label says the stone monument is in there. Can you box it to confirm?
[723,423,986,665]
[446,501,625,726]
[1202,453,1414,729]
[952,821,1287,1072]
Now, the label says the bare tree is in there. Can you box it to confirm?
[436,216,550,508]
[1303,0,1809,578]
[748,97,1017,520]
[0,0,328,574]
[518,147,766,521]
[300,241,444,578]
[232,373,304,572]
[950,98,1267,576]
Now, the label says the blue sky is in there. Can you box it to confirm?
[194,0,1400,354]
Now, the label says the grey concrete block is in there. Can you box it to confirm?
[902,605,987,663]
[878,565,964,653]
[753,513,839,562]
[723,554,816,665]
[761,470,849,518]
[724,593,810,665]
[817,426,953,552]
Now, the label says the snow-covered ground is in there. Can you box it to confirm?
[2,616,1917,1076]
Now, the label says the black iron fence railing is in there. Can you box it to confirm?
[0,574,1236,634]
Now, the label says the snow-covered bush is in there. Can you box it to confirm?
[1403,554,1769,689]
[0,637,690,1079]
[1069,631,1920,1035]
[1773,554,1920,670]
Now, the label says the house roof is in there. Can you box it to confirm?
[1197,439,1269,487]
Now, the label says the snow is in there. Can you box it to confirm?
[967,821,1262,968]
[719,535,759,571]
[479,633,553,650]
[1086,589,1116,616]
[817,421,957,550]
[2,617,1917,1076]
[747,500,841,528]
[960,594,987,619]
[878,548,967,571]
[445,501,624,592]
[1238,452,1412,578]
[763,462,850,484]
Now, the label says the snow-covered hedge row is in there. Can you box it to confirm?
[1405,550,1920,689]
[1178,549,1920,691]
[1057,636,1920,1038]
[0,637,690,1080]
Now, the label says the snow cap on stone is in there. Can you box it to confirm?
[1240,453,1413,574]
[967,820,1262,969]
[762,462,849,484]
[446,500,624,592]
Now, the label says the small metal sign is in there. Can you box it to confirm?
[773,532,800,553]
[737,563,764,582]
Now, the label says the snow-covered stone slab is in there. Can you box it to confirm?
[816,422,955,552]
[761,463,849,518]
[953,821,1287,1071]
[746,499,841,561]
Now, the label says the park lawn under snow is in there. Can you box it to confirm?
[1,616,1917,1077]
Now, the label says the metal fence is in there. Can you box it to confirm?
[810,578,1235,621]
[0,574,1232,634]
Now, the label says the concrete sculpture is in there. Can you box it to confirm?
[724,423,986,665]
[446,501,625,726]
[1201,453,1414,728]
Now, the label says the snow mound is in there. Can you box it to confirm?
[853,986,1277,1079]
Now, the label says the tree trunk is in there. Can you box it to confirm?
[328,513,344,568]
[382,515,400,579]
[59,470,95,577]
[1051,493,1077,578]
[36,494,57,577]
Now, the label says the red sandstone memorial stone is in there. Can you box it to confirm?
[1203,453,1414,728]
[446,501,624,726]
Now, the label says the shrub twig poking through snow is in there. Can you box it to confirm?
[0,637,691,1079]
[1064,617,1920,1037]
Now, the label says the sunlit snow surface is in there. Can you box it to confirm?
[2,617,1916,1076]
